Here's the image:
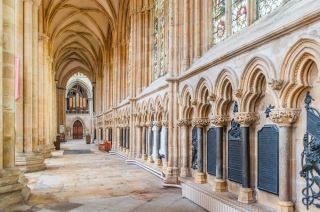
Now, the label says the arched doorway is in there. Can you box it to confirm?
[73,120,84,139]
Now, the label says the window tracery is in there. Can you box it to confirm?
[232,0,247,34]
[212,0,226,44]
[66,84,89,114]
[153,0,166,80]
[257,0,282,19]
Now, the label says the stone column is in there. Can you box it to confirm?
[122,127,125,151]
[270,109,300,212]
[153,121,162,166]
[211,115,230,192]
[147,122,154,163]
[136,123,142,158]
[192,119,209,184]
[178,119,191,177]
[126,127,130,153]
[194,0,202,60]
[16,0,45,173]
[182,0,190,71]
[141,123,147,160]
[162,121,169,168]
[0,0,30,207]
[235,112,259,204]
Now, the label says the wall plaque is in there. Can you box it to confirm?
[207,128,216,176]
[228,119,242,183]
[258,125,279,195]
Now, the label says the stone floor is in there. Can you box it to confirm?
[8,140,207,212]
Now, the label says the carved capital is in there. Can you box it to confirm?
[177,119,191,127]
[192,118,209,128]
[135,122,141,127]
[235,112,260,127]
[211,115,231,127]
[146,121,153,128]
[269,108,300,126]
[162,121,169,128]
[153,121,162,128]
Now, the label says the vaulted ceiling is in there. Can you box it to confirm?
[43,0,127,86]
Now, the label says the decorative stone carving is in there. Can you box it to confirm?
[153,121,163,128]
[146,121,153,127]
[192,118,209,128]
[177,119,191,127]
[211,115,230,127]
[269,108,300,126]
[139,122,146,127]
[234,89,243,98]
[269,79,284,90]
[235,112,260,127]
[207,94,216,102]
[162,121,169,128]
[134,122,141,127]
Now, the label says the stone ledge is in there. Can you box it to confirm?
[16,152,46,173]
[181,178,275,212]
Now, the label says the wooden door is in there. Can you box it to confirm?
[73,120,83,139]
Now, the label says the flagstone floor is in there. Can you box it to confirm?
[8,140,206,212]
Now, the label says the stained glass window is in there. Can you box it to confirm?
[232,0,247,34]
[257,0,282,19]
[212,0,226,44]
[153,0,166,81]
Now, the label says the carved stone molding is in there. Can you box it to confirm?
[235,112,260,127]
[177,119,191,127]
[192,118,209,128]
[134,123,141,128]
[269,108,300,126]
[211,115,231,127]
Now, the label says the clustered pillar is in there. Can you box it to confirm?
[178,119,191,177]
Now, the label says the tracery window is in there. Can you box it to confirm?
[257,0,282,19]
[212,0,226,44]
[153,0,166,80]
[66,84,89,114]
[232,0,248,34]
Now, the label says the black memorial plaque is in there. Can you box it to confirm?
[207,128,216,175]
[258,125,279,195]
[228,119,242,183]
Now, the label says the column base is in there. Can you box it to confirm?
[213,179,227,192]
[16,152,46,173]
[238,187,255,204]
[147,156,154,163]
[0,168,30,209]
[136,153,142,159]
[180,167,190,177]
[155,159,162,166]
[278,200,294,212]
[43,145,53,159]
[164,167,180,184]
[142,154,148,160]
[195,172,207,184]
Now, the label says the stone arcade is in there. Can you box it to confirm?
[0,0,320,211]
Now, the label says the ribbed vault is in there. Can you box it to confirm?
[43,0,120,86]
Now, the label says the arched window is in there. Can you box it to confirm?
[66,84,89,114]
[212,0,226,44]
[232,0,248,34]
[257,0,282,19]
